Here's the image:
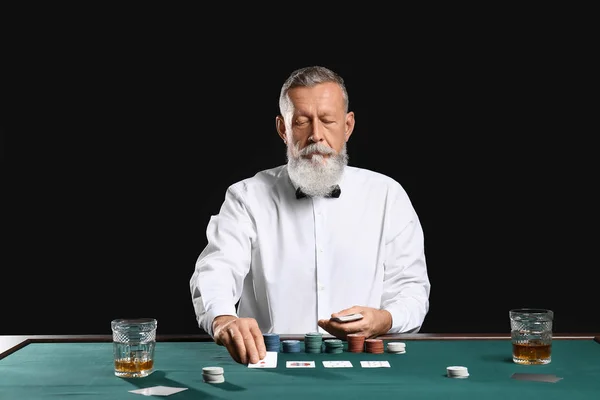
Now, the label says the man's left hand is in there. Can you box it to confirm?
[317,306,392,340]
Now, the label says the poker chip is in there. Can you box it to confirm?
[263,333,280,352]
[304,332,324,353]
[365,339,384,354]
[202,366,225,384]
[346,334,366,353]
[387,341,406,354]
[281,339,302,353]
[323,339,344,354]
[446,366,469,378]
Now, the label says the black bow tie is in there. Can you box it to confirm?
[295,185,341,199]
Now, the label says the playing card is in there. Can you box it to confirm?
[248,351,278,368]
[360,360,391,368]
[129,386,189,396]
[286,361,316,368]
[322,361,353,368]
[331,313,364,323]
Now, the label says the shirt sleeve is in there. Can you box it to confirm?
[189,184,255,337]
[381,185,431,333]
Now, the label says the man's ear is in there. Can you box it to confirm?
[276,115,287,143]
[345,111,355,142]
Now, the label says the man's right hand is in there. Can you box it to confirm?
[212,315,266,364]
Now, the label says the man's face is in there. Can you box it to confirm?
[282,82,354,160]
[276,82,355,196]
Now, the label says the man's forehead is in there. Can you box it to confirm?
[288,82,343,99]
[288,83,345,112]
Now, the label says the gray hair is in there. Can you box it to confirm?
[278,66,349,118]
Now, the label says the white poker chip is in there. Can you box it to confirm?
[203,366,225,384]
[446,366,469,378]
[388,349,406,354]
[387,341,406,347]
[387,342,406,353]
[202,366,224,375]
[203,375,225,383]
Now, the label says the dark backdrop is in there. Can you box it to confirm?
[4,13,596,336]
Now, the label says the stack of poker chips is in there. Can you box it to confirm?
[347,334,366,353]
[304,332,324,353]
[281,339,302,353]
[446,366,469,379]
[202,366,225,384]
[365,338,385,354]
[387,341,406,354]
[263,333,280,352]
[323,339,344,354]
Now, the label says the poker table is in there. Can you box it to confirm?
[1,333,599,399]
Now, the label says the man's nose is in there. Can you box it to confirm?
[308,124,324,143]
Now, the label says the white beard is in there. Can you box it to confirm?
[287,142,348,197]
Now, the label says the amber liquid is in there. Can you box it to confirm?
[114,357,154,377]
[512,341,552,364]
[113,341,155,378]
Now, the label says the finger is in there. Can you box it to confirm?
[319,323,346,340]
[228,327,248,364]
[318,320,338,336]
[242,331,261,365]
[221,327,242,364]
[251,327,267,361]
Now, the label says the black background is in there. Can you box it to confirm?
[3,9,597,336]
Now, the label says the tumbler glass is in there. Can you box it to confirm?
[509,308,553,365]
[111,318,157,377]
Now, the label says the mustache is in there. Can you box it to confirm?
[298,143,335,156]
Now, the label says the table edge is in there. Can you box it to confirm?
[2,333,599,360]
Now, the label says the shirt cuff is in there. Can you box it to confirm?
[383,303,421,334]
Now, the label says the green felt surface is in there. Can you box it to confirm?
[0,339,599,399]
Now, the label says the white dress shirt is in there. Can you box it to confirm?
[190,165,430,336]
